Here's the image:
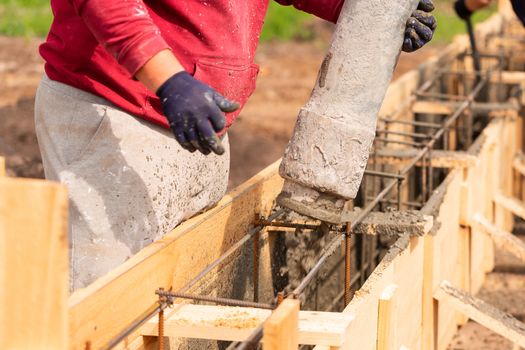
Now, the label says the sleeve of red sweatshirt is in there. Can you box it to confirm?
[69,0,170,75]
[273,0,344,23]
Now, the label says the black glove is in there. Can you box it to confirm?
[454,0,473,20]
[157,71,239,155]
[402,0,437,53]
[511,0,525,27]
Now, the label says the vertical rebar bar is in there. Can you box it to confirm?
[422,155,427,204]
[359,234,366,285]
[344,224,352,306]
[277,291,284,306]
[253,230,260,303]
[158,308,164,350]
[428,148,434,194]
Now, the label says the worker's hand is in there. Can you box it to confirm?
[157,72,239,155]
[402,0,437,53]
[454,0,492,20]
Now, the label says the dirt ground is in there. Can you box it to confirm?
[1,29,524,349]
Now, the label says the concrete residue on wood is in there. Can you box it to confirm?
[166,305,269,330]
[436,280,525,346]
[343,208,433,236]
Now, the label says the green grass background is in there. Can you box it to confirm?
[0,0,498,42]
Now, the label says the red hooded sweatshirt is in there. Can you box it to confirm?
[40,0,343,131]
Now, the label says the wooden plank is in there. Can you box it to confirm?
[473,214,525,263]
[264,299,300,350]
[392,236,425,349]
[498,71,525,85]
[68,161,284,349]
[412,101,518,116]
[377,284,397,350]
[335,242,398,350]
[374,149,476,169]
[457,226,471,326]
[141,303,353,347]
[412,100,454,115]
[494,193,525,221]
[434,280,525,348]
[421,234,436,350]
[426,170,463,350]
[0,178,69,349]
[0,156,4,177]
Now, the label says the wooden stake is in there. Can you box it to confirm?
[263,299,300,350]
[377,284,397,350]
[0,178,69,349]
[434,281,525,348]
[422,235,435,350]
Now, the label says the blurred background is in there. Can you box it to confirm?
[0,0,496,186]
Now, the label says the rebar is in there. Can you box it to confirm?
[158,308,164,350]
[344,225,352,306]
[253,229,260,303]
[276,291,285,306]
[375,137,423,147]
[364,170,405,180]
[155,290,275,310]
[104,35,515,350]
[179,209,285,294]
[376,129,431,139]
[101,304,163,350]
[380,118,442,129]
[255,219,320,231]
[291,73,488,300]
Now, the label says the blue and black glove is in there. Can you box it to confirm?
[402,0,437,52]
[157,72,239,155]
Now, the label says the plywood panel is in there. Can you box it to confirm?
[0,178,68,349]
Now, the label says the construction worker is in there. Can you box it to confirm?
[36,0,436,290]
[455,0,525,25]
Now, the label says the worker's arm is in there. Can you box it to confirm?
[275,0,436,53]
[69,0,237,155]
[272,0,344,23]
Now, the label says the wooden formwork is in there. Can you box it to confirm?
[3,3,525,350]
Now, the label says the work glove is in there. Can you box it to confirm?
[402,0,437,53]
[157,71,239,155]
[454,0,473,19]
[511,0,525,27]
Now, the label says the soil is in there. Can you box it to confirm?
[0,36,44,178]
